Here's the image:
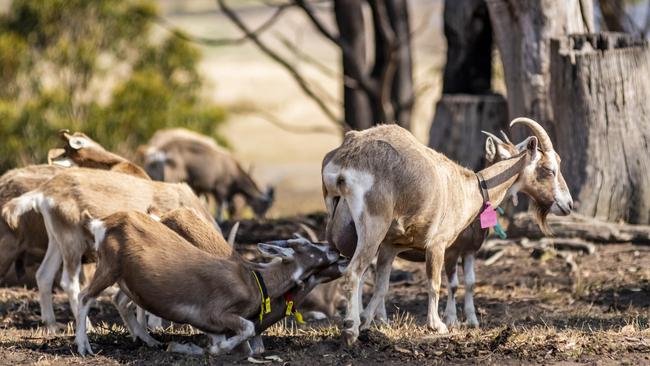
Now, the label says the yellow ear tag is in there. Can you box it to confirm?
[293,310,305,324]
[285,301,294,316]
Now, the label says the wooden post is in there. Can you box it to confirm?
[549,33,650,224]
[429,94,508,170]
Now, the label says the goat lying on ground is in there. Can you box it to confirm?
[76,210,341,356]
[139,128,274,220]
[49,130,150,179]
[323,118,573,345]
[2,168,218,332]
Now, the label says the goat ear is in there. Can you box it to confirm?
[68,136,89,150]
[257,243,295,259]
[485,137,497,163]
[523,136,539,159]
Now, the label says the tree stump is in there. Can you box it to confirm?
[429,94,508,170]
[549,33,650,224]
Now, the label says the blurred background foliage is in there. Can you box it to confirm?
[0,0,227,172]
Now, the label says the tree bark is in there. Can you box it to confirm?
[549,33,650,224]
[486,0,593,140]
[429,94,508,170]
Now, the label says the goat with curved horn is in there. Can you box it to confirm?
[510,117,554,151]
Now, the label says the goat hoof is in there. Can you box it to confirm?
[466,318,480,329]
[341,329,358,347]
[342,319,355,329]
[443,316,459,329]
[427,322,449,334]
[45,322,65,334]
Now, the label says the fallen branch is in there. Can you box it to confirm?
[509,212,650,245]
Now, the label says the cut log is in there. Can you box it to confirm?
[509,213,650,245]
[429,94,508,170]
[549,33,650,224]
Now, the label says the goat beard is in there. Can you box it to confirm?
[530,201,553,236]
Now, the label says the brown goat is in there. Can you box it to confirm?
[75,210,341,356]
[49,130,150,180]
[139,128,274,220]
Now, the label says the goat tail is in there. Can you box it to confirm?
[82,210,107,251]
[1,191,45,230]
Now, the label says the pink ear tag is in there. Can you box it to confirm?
[480,202,498,229]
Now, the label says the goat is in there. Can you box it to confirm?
[75,210,341,356]
[392,131,521,329]
[2,168,218,332]
[0,165,61,284]
[1,130,151,285]
[322,118,573,345]
[139,128,274,220]
[49,130,150,179]
[152,207,343,354]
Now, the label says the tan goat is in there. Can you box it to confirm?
[0,165,61,284]
[139,128,274,220]
[75,210,341,356]
[2,168,218,332]
[322,118,573,345]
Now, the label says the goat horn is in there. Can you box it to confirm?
[499,130,514,146]
[260,240,288,247]
[299,223,319,242]
[480,130,505,145]
[227,221,239,246]
[510,117,554,152]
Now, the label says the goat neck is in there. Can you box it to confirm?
[469,153,528,214]
[251,260,303,299]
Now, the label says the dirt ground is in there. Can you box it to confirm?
[1,215,649,365]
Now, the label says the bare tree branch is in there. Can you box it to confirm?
[293,0,340,44]
[217,0,343,127]
[154,4,289,47]
[294,0,378,97]
[245,108,341,135]
[275,34,339,79]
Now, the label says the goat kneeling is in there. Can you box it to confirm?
[75,210,341,356]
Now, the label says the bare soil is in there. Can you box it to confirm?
[1,215,649,365]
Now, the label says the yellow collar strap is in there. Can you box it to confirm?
[252,271,271,321]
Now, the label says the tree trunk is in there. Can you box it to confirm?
[386,0,413,128]
[335,0,373,131]
[549,33,650,224]
[486,0,593,140]
[442,0,493,94]
[598,0,635,33]
[429,94,508,170]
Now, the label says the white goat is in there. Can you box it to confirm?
[322,118,573,345]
